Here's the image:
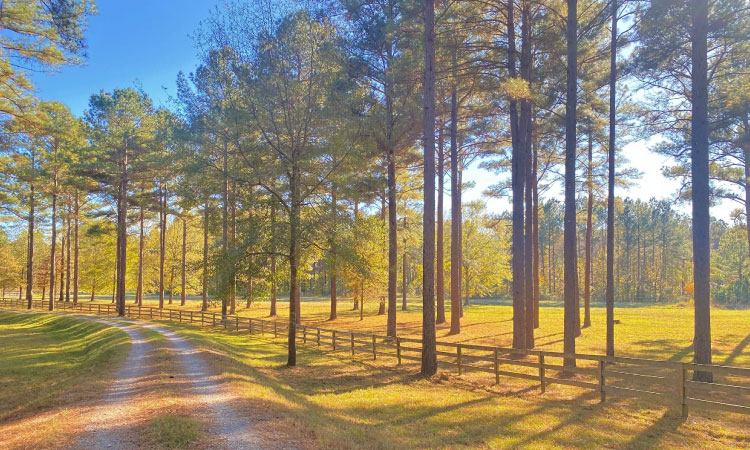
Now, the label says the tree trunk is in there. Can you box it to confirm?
[202,200,209,312]
[691,0,712,381]
[59,233,65,303]
[584,131,593,328]
[159,180,166,309]
[421,0,437,376]
[65,209,71,302]
[605,0,618,356]
[449,82,461,335]
[169,265,174,304]
[287,167,301,366]
[49,171,57,312]
[402,217,408,311]
[137,192,144,306]
[222,142,229,318]
[181,217,187,306]
[563,0,579,367]
[386,145,398,336]
[73,191,80,304]
[532,142,540,328]
[329,188,337,320]
[90,282,95,302]
[230,182,237,315]
[270,203,277,317]
[26,173,35,309]
[521,0,534,348]
[508,0,526,349]
[117,146,128,316]
[436,124,446,324]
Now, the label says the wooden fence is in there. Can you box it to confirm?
[3,297,749,418]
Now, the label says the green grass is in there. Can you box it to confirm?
[91,294,750,367]
[157,320,750,449]
[0,311,130,421]
[144,414,204,449]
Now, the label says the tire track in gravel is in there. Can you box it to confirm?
[69,315,262,449]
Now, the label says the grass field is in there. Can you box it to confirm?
[75,293,750,367]
[0,311,130,422]
[152,320,750,449]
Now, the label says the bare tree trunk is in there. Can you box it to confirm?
[532,142,540,328]
[202,200,209,312]
[49,170,57,312]
[329,188,337,320]
[421,0,437,376]
[387,144,398,336]
[26,173,35,309]
[73,191,80,304]
[222,142,229,318]
[230,182,237,315]
[137,191,144,306]
[402,217,408,311]
[691,0,712,381]
[169,266,174,304]
[59,232,65,303]
[563,0,579,367]
[288,167,300,366]
[584,131,593,328]
[449,82,461,335]
[159,180,166,309]
[521,0,534,348]
[65,207,71,302]
[270,203,277,317]
[508,0,526,349]
[436,125,446,324]
[181,217,187,306]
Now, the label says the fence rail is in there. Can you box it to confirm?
[3,297,749,418]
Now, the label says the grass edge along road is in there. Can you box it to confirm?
[0,310,130,423]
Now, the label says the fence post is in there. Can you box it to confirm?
[494,348,500,384]
[397,337,402,365]
[303,326,307,344]
[332,330,336,351]
[372,335,377,360]
[179,310,182,323]
[599,359,607,403]
[351,333,355,355]
[250,319,254,334]
[274,321,278,337]
[679,362,688,418]
[235,316,239,331]
[317,328,321,346]
[457,344,463,376]
[212,314,216,327]
[539,352,546,393]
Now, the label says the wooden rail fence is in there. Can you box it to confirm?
[3,297,749,418]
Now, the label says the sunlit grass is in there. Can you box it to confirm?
[88,294,750,367]
[160,321,750,449]
[143,413,204,449]
[0,311,130,422]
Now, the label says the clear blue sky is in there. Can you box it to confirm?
[29,0,736,221]
[31,0,222,116]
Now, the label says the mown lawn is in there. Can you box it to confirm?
[85,294,750,367]
[159,320,750,449]
[0,311,130,421]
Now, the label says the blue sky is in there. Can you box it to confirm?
[30,0,735,221]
